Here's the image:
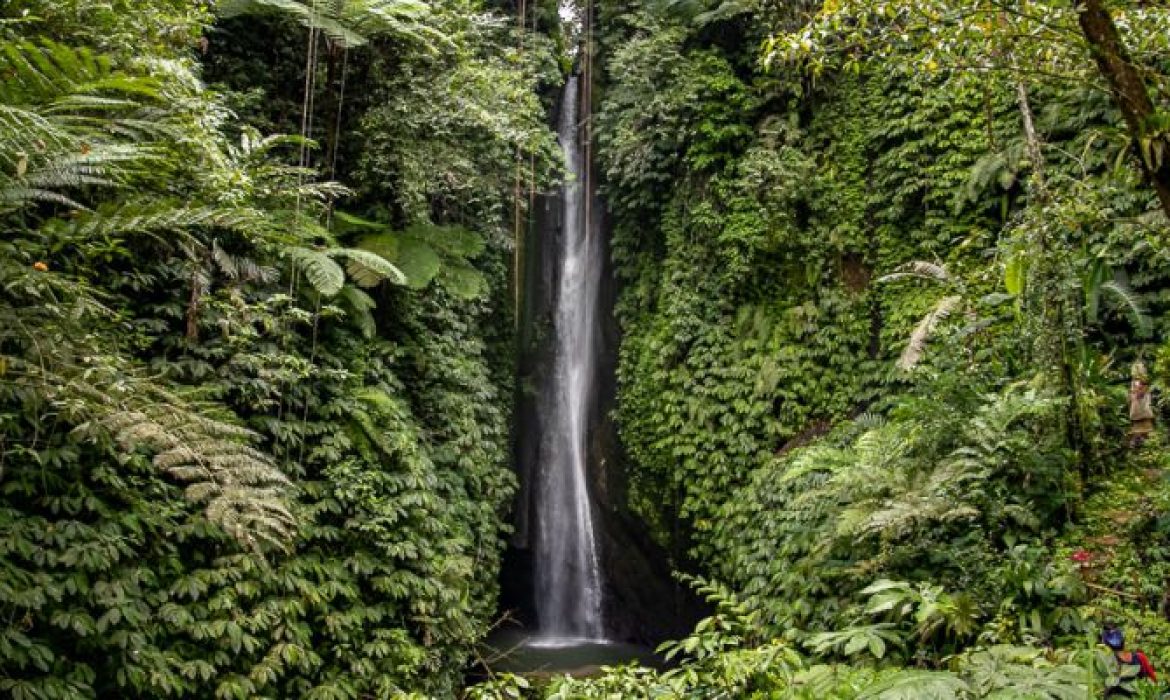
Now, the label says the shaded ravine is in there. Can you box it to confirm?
[532,73,606,643]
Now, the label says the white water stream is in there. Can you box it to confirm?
[532,74,606,643]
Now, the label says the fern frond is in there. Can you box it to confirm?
[41,94,141,114]
[212,240,278,284]
[353,0,451,48]
[234,130,310,160]
[218,0,370,47]
[328,248,407,287]
[0,40,160,106]
[47,204,263,244]
[1099,280,1151,338]
[405,222,485,258]
[102,397,295,550]
[287,247,346,296]
[0,41,165,216]
[0,104,76,163]
[878,261,951,285]
[9,144,148,205]
[0,185,87,210]
[962,144,1026,203]
[854,412,887,432]
[897,295,962,371]
[17,360,298,552]
[0,40,107,103]
[357,233,440,289]
[338,285,378,338]
[649,0,754,27]
[439,262,486,300]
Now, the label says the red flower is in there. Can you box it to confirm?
[1070,549,1091,563]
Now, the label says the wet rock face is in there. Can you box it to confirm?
[587,201,705,644]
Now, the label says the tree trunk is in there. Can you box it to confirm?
[1074,0,1170,219]
[1015,76,1048,201]
[186,267,204,342]
[1012,66,1092,477]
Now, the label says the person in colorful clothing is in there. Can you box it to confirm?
[1103,624,1157,697]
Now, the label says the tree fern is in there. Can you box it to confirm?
[218,0,439,49]
[218,0,368,47]
[346,0,444,46]
[286,246,403,296]
[358,232,441,289]
[0,41,162,214]
[352,222,484,292]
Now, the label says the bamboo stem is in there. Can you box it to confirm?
[1085,582,1143,601]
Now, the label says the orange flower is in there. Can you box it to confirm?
[33,261,48,272]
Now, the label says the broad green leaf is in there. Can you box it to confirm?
[330,248,407,287]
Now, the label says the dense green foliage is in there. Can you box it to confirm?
[9,0,1170,697]
[0,1,560,697]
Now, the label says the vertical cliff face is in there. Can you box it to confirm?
[588,179,706,645]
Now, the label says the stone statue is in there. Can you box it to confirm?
[1129,360,1154,446]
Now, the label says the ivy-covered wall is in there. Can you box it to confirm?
[596,1,1167,582]
[598,4,1001,557]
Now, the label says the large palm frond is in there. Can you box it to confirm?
[286,245,406,296]
[218,0,441,48]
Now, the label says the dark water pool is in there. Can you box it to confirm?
[475,629,661,678]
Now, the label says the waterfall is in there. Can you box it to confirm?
[532,74,606,643]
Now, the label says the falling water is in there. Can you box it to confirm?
[532,75,606,643]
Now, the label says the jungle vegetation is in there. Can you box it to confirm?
[3,0,1170,698]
